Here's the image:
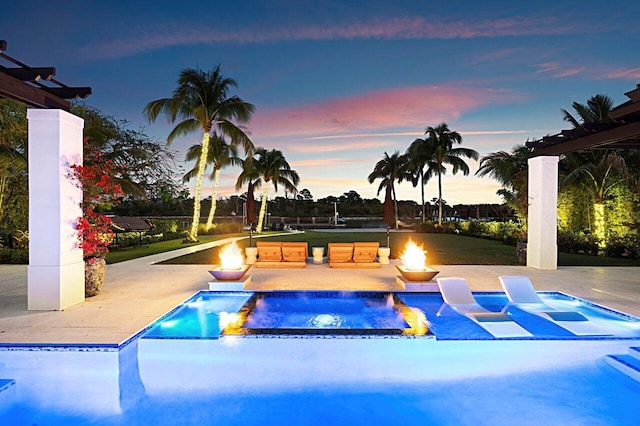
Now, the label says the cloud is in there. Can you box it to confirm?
[81,15,578,60]
[289,140,390,154]
[535,62,584,78]
[249,85,519,141]
[606,67,640,80]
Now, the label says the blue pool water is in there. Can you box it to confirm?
[141,291,640,340]
[1,290,640,425]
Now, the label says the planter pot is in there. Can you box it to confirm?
[378,247,391,265]
[245,247,258,265]
[85,256,106,297]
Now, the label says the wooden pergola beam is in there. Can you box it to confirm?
[1,66,56,81]
[530,121,640,156]
[0,68,70,110]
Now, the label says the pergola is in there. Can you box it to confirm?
[1,40,91,310]
[0,40,91,110]
[523,85,640,269]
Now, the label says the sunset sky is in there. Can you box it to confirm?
[2,1,639,206]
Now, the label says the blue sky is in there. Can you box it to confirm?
[2,0,639,205]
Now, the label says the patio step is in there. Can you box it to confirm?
[629,346,640,361]
[605,353,640,383]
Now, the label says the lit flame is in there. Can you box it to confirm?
[218,312,242,330]
[400,240,427,270]
[219,242,244,270]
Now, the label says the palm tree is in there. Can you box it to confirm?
[406,137,434,222]
[144,66,254,242]
[241,148,299,233]
[421,123,479,226]
[561,94,614,128]
[367,151,410,229]
[476,144,532,220]
[559,94,625,245]
[184,133,240,230]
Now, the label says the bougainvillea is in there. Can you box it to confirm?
[70,150,124,259]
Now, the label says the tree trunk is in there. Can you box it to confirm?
[186,132,210,242]
[392,184,398,230]
[593,202,606,248]
[438,172,443,226]
[256,184,269,233]
[420,170,426,223]
[205,168,221,230]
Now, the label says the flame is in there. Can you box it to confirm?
[400,240,427,270]
[219,242,244,270]
[218,311,242,330]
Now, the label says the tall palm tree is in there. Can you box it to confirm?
[561,94,614,128]
[476,144,532,220]
[406,137,434,222]
[421,123,479,226]
[184,133,240,230]
[367,151,410,229]
[243,148,299,233]
[144,66,254,242]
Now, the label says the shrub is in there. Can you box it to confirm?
[198,221,244,235]
[149,219,180,235]
[0,248,28,264]
[604,235,639,259]
[557,230,599,255]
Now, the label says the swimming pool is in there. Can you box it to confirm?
[1,290,639,425]
[141,290,640,340]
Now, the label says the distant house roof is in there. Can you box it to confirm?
[526,85,640,156]
[110,216,154,233]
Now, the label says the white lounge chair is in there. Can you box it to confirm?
[436,277,532,338]
[499,276,608,336]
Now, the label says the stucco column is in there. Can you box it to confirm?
[27,109,85,310]
[527,156,559,270]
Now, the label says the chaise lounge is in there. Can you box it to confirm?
[436,277,532,338]
[255,241,308,268]
[327,242,380,268]
[499,276,607,336]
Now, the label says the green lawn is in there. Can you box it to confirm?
[105,233,246,264]
[154,231,639,266]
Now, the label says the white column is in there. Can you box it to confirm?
[27,109,85,310]
[527,156,559,270]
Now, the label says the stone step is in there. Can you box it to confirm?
[629,346,640,361]
[605,354,640,383]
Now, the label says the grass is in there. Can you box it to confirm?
[105,233,246,264]
[156,230,639,266]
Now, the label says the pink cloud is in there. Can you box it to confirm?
[81,15,579,60]
[289,140,390,154]
[536,62,561,73]
[536,63,584,78]
[606,67,640,80]
[249,85,517,140]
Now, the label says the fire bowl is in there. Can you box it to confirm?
[395,265,439,282]
[209,264,251,281]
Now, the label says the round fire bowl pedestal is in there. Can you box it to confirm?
[209,265,250,281]
[395,265,439,282]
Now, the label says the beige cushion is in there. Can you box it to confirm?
[257,242,282,262]
[353,242,379,263]
[282,242,307,262]
[328,243,353,263]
